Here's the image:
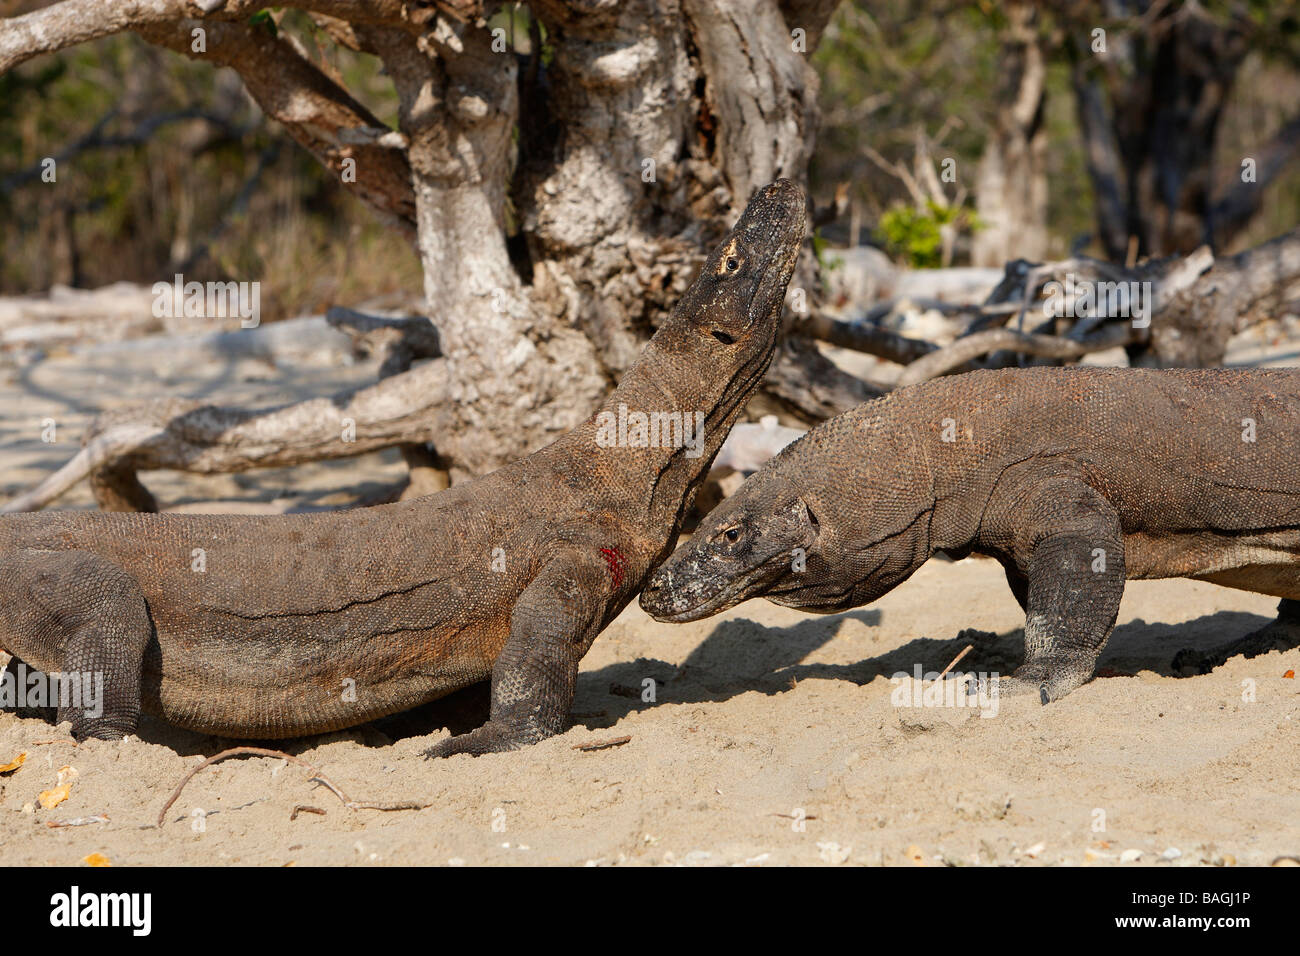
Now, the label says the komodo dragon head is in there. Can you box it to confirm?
[663,178,806,349]
[640,417,934,622]
[633,179,807,437]
[592,179,808,540]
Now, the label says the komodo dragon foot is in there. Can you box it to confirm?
[996,655,1098,705]
[1172,599,1300,676]
[421,720,543,758]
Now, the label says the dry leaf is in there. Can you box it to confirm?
[38,783,71,809]
[1283,670,1295,679]
[0,752,26,775]
[56,765,78,785]
[82,853,111,867]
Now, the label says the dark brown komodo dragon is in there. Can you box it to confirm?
[641,367,1300,702]
[0,180,806,755]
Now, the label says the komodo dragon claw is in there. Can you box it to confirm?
[421,721,534,758]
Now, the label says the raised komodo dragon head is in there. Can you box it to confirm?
[623,179,807,443]
[593,179,808,541]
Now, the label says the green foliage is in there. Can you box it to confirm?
[811,2,999,223]
[812,230,843,272]
[248,9,278,38]
[876,201,979,268]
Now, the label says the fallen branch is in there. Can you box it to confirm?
[936,644,973,681]
[764,336,887,422]
[45,812,110,828]
[156,745,429,827]
[572,735,631,752]
[2,424,165,513]
[896,323,1137,388]
[800,310,937,366]
[2,308,443,514]
[828,236,1262,387]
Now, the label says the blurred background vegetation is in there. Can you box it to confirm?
[3,0,1299,319]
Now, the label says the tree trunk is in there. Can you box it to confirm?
[972,1,1048,267]
[362,0,830,476]
[1066,0,1259,260]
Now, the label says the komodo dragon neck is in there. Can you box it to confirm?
[559,334,777,543]
[554,186,803,548]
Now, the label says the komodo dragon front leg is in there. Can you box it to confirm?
[992,474,1126,703]
[422,549,611,758]
[0,549,152,739]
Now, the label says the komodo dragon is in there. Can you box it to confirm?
[641,367,1300,702]
[0,179,807,755]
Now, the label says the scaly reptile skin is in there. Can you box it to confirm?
[641,367,1300,702]
[0,180,806,755]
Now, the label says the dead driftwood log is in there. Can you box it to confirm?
[2,308,446,514]
[803,227,1300,388]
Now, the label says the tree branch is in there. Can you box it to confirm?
[0,1,419,229]
[0,0,412,74]
[1210,110,1300,247]
[799,309,936,365]
[137,17,417,232]
[763,335,886,422]
[895,324,1137,388]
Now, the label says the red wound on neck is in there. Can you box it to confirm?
[599,547,627,588]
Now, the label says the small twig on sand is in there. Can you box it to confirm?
[156,746,430,827]
[937,644,974,680]
[290,805,326,821]
[572,735,632,752]
[45,812,109,828]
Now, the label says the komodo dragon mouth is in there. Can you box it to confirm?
[640,556,790,622]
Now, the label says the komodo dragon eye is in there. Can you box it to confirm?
[724,527,741,543]
[725,256,741,272]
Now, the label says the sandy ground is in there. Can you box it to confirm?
[0,311,1297,867]
[1,559,1296,867]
